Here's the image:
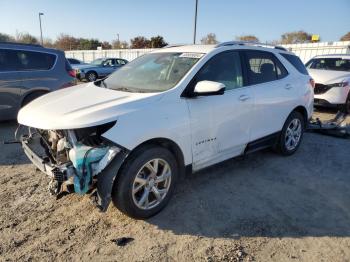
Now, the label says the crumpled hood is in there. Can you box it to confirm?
[18,83,162,130]
[308,69,350,84]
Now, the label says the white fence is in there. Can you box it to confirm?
[65,48,155,62]
[282,41,350,63]
[65,41,350,64]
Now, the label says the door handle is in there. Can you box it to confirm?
[239,95,250,101]
[285,84,293,90]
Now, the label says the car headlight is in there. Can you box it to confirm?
[329,81,349,87]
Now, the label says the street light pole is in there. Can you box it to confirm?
[193,0,198,44]
[39,12,44,46]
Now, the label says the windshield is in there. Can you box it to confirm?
[306,58,350,72]
[90,58,104,65]
[103,52,202,93]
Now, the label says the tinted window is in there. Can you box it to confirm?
[194,51,243,91]
[281,53,308,75]
[245,51,287,85]
[306,58,350,72]
[0,49,21,71]
[16,50,56,71]
[68,58,80,64]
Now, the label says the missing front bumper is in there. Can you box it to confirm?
[21,133,129,212]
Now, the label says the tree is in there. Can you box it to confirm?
[78,38,101,50]
[200,33,218,45]
[43,38,55,48]
[235,35,259,42]
[101,41,112,49]
[54,34,80,50]
[340,32,350,41]
[280,30,312,44]
[130,36,150,48]
[15,32,38,44]
[0,33,14,42]
[150,35,168,48]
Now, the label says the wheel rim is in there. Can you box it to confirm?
[285,118,302,151]
[88,73,96,81]
[132,158,172,210]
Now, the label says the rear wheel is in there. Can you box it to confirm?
[112,146,178,219]
[274,111,305,155]
[86,71,97,82]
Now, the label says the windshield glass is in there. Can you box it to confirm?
[306,58,350,72]
[90,58,104,65]
[103,52,202,93]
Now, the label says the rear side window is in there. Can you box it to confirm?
[245,51,288,85]
[194,51,244,91]
[16,50,56,71]
[0,49,56,71]
[281,53,308,75]
[306,58,350,72]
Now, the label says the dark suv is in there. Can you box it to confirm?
[0,42,76,121]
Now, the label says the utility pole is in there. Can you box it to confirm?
[193,0,198,44]
[39,12,44,45]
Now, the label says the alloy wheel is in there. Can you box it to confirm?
[285,118,302,151]
[132,158,172,210]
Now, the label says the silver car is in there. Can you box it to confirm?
[0,42,76,121]
[73,58,128,82]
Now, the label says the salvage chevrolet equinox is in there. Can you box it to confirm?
[18,42,314,218]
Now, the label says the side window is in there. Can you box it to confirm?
[0,49,21,71]
[16,50,56,71]
[117,59,126,65]
[194,51,243,91]
[281,53,308,75]
[245,51,286,85]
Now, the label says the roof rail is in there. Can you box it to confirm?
[0,41,43,48]
[215,41,288,51]
[162,44,185,48]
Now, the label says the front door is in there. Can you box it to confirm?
[185,50,254,171]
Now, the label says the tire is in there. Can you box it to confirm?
[85,71,97,82]
[112,146,179,219]
[21,91,48,107]
[274,111,305,156]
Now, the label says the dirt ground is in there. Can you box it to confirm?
[0,109,349,262]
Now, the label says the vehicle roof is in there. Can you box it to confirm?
[312,54,350,59]
[0,42,63,54]
[152,43,292,55]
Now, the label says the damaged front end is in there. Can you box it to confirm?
[20,122,128,212]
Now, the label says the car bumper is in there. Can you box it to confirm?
[314,85,350,105]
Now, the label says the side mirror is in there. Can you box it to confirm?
[193,81,225,96]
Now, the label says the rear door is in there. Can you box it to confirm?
[0,48,24,120]
[186,50,254,171]
[243,50,294,141]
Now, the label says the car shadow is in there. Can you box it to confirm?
[147,134,350,238]
[0,120,30,165]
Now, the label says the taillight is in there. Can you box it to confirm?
[309,78,315,88]
[68,69,76,78]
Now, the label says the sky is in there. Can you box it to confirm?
[0,0,349,44]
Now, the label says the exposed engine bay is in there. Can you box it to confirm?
[20,121,127,211]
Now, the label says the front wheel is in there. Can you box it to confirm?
[112,146,178,219]
[85,71,97,82]
[274,111,305,155]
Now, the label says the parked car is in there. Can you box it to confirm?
[18,42,313,218]
[67,58,86,65]
[306,54,350,113]
[0,42,76,121]
[73,57,128,82]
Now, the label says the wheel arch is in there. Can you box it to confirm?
[122,137,186,178]
[292,105,308,126]
[20,89,50,107]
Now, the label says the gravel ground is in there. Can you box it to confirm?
[0,109,349,262]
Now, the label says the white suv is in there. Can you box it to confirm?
[306,55,350,113]
[18,42,314,218]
